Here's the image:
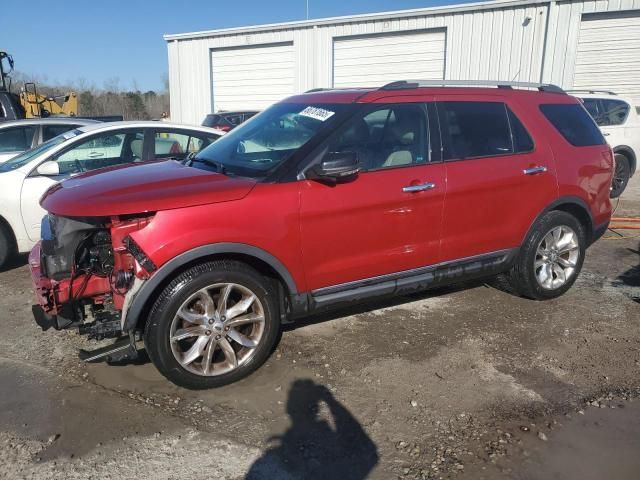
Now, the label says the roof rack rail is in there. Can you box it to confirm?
[380,80,565,94]
[565,89,617,96]
[305,88,336,93]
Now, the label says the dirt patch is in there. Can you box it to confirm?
[0,177,638,479]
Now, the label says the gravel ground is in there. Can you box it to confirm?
[0,176,638,479]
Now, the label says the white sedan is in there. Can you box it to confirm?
[0,121,224,267]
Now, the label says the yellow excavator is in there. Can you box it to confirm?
[0,50,78,121]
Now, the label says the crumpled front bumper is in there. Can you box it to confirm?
[29,241,59,330]
[29,241,52,308]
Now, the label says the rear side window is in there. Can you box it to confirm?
[599,99,630,126]
[438,102,513,160]
[0,126,37,152]
[507,108,534,153]
[540,104,605,147]
[225,114,244,126]
[43,124,80,141]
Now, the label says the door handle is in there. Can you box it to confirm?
[603,133,611,137]
[88,152,104,158]
[523,166,547,176]
[402,182,436,193]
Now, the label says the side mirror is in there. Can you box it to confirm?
[36,161,60,176]
[309,152,360,183]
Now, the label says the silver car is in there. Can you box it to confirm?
[0,118,100,163]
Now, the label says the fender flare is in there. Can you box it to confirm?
[123,243,299,332]
[522,196,595,244]
[612,145,636,176]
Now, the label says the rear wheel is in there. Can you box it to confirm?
[144,260,280,389]
[509,211,586,300]
[610,153,631,198]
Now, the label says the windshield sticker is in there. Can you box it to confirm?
[298,106,335,122]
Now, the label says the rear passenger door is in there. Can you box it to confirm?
[436,97,558,262]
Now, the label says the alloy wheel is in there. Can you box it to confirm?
[534,226,580,290]
[169,283,265,376]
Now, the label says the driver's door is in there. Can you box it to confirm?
[299,102,445,290]
[20,129,144,241]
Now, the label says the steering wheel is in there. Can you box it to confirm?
[74,160,86,173]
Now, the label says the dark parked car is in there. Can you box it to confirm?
[201,111,258,132]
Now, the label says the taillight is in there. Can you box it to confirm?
[601,149,614,170]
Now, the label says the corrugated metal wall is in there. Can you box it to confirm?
[166,0,640,125]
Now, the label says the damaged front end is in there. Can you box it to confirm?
[30,213,155,360]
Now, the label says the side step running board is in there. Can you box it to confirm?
[79,335,138,363]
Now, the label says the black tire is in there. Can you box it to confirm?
[508,211,586,300]
[144,260,280,389]
[0,224,16,270]
[610,153,631,198]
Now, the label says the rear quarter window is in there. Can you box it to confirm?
[540,104,605,147]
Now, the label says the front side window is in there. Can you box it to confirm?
[193,103,349,178]
[0,125,37,152]
[225,114,244,126]
[324,104,429,171]
[53,130,145,175]
[439,102,513,160]
[540,104,605,147]
[202,114,222,128]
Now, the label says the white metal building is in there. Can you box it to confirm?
[164,0,640,125]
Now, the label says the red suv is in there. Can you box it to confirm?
[29,81,613,389]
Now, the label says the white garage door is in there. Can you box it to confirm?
[574,13,640,102]
[333,30,446,89]
[211,43,295,111]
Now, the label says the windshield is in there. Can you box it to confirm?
[192,103,348,178]
[0,129,80,172]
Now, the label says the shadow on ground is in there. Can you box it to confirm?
[246,379,378,480]
[616,242,640,303]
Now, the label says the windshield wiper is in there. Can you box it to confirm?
[190,156,229,175]
[182,152,197,166]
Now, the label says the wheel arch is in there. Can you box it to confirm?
[123,243,300,333]
[0,214,17,252]
[524,197,595,246]
[613,145,636,176]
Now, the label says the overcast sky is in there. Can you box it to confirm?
[2,0,476,91]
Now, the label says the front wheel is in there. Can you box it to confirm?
[144,260,280,389]
[610,153,631,198]
[0,225,16,270]
[509,211,586,300]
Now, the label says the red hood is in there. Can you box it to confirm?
[40,160,256,217]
